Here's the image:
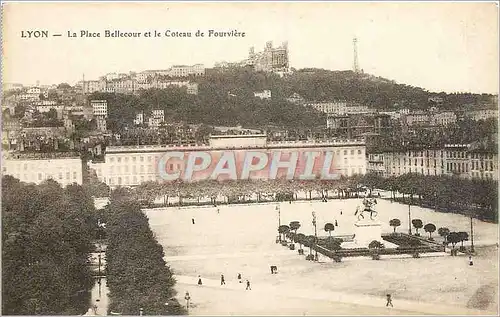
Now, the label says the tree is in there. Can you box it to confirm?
[368,240,384,260]
[457,231,469,248]
[57,83,72,89]
[389,218,401,233]
[447,232,461,250]
[325,237,342,251]
[296,233,306,251]
[411,219,423,235]
[438,227,450,244]
[105,194,185,315]
[278,225,290,242]
[409,239,421,258]
[423,223,437,239]
[305,235,316,255]
[324,223,335,237]
[289,221,301,235]
[2,177,95,315]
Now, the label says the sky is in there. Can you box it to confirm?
[2,1,499,94]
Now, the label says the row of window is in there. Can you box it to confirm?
[99,158,366,175]
[470,160,494,171]
[391,151,444,158]
[390,158,444,168]
[108,155,155,163]
[471,172,495,179]
[107,174,156,185]
[447,151,468,159]
[106,151,365,165]
[471,153,495,159]
[447,162,469,173]
[388,168,441,176]
[103,167,366,186]
[9,163,80,171]
[7,171,79,182]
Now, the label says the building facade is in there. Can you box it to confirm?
[327,113,391,138]
[2,155,84,186]
[382,148,446,177]
[89,137,366,188]
[308,102,347,114]
[379,144,497,180]
[247,41,290,74]
[254,90,272,99]
[464,109,498,121]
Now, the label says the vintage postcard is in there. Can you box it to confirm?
[1,1,498,316]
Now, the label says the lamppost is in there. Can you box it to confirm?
[408,199,412,235]
[312,211,318,261]
[276,205,281,242]
[470,215,475,253]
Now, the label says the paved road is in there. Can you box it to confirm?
[174,274,495,315]
[86,278,109,316]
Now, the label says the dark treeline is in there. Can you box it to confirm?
[2,176,97,315]
[104,188,185,315]
[365,173,498,222]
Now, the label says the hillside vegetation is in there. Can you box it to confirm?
[90,68,496,131]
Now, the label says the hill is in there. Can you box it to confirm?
[90,68,497,132]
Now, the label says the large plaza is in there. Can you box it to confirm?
[145,198,498,315]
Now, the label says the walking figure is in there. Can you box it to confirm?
[335,220,338,227]
[197,275,202,286]
[192,218,195,225]
[220,274,225,285]
[246,280,251,290]
[386,294,393,307]
[237,273,242,283]
[217,208,220,214]
[469,255,474,266]
[340,210,343,215]
[92,304,98,315]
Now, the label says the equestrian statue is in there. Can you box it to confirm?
[354,197,378,221]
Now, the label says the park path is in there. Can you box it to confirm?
[174,274,496,315]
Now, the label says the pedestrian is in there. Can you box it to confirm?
[192,218,195,225]
[237,273,242,283]
[340,210,343,215]
[246,280,251,290]
[469,255,474,266]
[197,275,202,286]
[386,294,393,307]
[335,220,338,227]
[221,274,225,285]
[217,208,220,214]
[92,304,98,314]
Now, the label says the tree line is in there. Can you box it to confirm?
[103,188,185,315]
[2,176,97,315]
[364,173,498,222]
[131,173,497,223]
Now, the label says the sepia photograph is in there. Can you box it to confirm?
[1,1,499,315]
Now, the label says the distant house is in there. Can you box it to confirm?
[254,90,271,100]
[286,93,305,104]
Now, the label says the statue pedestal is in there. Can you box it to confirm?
[354,220,383,248]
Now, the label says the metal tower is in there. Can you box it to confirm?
[353,37,360,73]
